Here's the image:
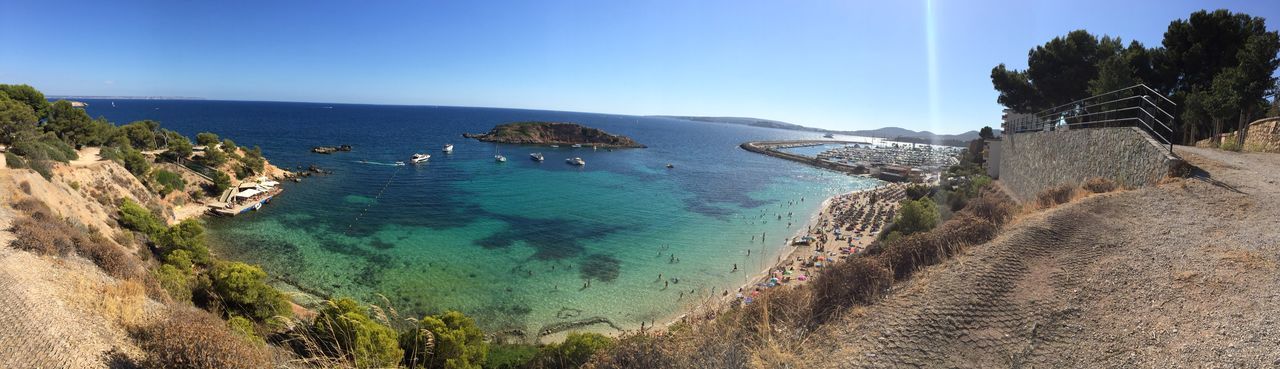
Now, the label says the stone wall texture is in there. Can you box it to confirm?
[1195,117,1280,153]
[999,127,1179,201]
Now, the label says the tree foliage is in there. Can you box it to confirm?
[153,169,187,197]
[0,84,49,118]
[0,92,38,145]
[122,146,150,176]
[207,261,291,322]
[312,298,403,369]
[992,10,1280,145]
[403,310,488,369]
[43,100,95,146]
[892,197,940,237]
[119,198,167,236]
[195,132,220,146]
[530,332,613,369]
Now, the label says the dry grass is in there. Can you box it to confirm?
[96,280,149,329]
[1082,177,1119,194]
[8,197,144,280]
[10,215,77,256]
[135,307,272,369]
[1035,184,1077,209]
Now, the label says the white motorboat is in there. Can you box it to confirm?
[571,144,582,148]
[550,145,559,148]
[495,155,507,162]
[410,153,430,163]
[566,157,585,166]
[442,144,453,153]
[530,153,545,162]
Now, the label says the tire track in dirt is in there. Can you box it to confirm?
[817,207,1107,368]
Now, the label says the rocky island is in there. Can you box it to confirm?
[463,121,646,148]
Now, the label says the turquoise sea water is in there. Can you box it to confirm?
[83,100,881,337]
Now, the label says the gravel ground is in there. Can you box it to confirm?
[805,146,1280,368]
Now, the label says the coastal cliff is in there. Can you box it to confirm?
[463,122,646,148]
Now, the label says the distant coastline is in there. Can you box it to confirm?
[48,95,206,100]
[654,115,991,147]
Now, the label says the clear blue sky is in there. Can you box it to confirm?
[1,1,1276,133]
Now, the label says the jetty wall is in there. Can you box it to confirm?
[999,127,1181,201]
[739,141,867,174]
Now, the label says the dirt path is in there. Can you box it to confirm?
[807,146,1280,368]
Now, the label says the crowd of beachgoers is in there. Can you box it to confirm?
[665,183,910,327]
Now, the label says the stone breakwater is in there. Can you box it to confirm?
[739,140,869,174]
[998,127,1182,201]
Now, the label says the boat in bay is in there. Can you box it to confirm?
[567,157,585,166]
[530,152,544,161]
[410,153,430,163]
[442,144,453,153]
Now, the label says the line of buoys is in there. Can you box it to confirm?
[345,165,405,235]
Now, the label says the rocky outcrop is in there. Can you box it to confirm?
[463,122,645,148]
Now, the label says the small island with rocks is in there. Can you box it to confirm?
[463,121,646,148]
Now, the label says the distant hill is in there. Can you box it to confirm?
[652,116,826,133]
[652,115,998,146]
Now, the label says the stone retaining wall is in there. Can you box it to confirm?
[999,127,1180,201]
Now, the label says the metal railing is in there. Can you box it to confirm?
[1004,84,1176,153]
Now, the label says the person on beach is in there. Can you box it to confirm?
[733,263,738,272]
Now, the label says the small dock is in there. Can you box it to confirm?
[208,178,283,216]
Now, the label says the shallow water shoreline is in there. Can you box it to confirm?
[657,182,890,330]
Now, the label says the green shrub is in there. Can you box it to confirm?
[226,315,265,346]
[240,155,265,174]
[312,298,403,369]
[122,147,150,177]
[195,132,220,146]
[153,169,186,197]
[1219,140,1242,152]
[209,170,232,196]
[159,219,211,265]
[221,139,237,153]
[155,264,194,303]
[201,145,228,167]
[4,151,23,168]
[486,344,539,369]
[119,198,166,237]
[892,197,939,236]
[531,332,614,369]
[99,146,123,162]
[207,261,291,322]
[403,310,488,369]
[233,165,250,180]
[137,308,271,369]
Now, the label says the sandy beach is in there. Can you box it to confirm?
[661,182,909,329]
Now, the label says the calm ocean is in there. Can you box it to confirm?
[82,99,881,338]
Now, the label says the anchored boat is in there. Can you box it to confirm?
[530,152,545,162]
[410,153,430,164]
[566,157,585,166]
